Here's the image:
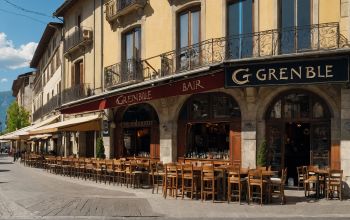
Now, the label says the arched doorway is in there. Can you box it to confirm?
[178,92,241,162]
[114,104,160,159]
[265,90,331,182]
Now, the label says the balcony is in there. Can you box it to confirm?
[33,95,61,122]
[64,27,93,55]
[105,0,147,24]
[104,22,348,90]
[62,84,92,104]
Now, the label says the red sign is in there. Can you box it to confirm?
[61,71,225,114]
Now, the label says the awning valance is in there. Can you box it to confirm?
[29,115,101,135]
[0,115,60,140]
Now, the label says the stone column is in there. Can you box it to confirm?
[241,88,257,168]
[341,88,350,195]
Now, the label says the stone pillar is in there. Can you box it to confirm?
[341,88,350,195]
[103,136,111,159]
[159,120,176,163]
[241,88,257,168]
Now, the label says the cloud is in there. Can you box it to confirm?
[0,32,37,70]
[0,78,8,83]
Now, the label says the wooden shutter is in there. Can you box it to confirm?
[79,61,84,84]
[71,65,75,86]
[150,124,160,159]
[230,122,241,164]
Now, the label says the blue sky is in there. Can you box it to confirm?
[0,0,64,92]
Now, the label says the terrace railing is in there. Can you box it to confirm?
[62,83,92,104]
[104,22,347,90]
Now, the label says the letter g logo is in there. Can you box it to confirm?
[232,68,251,85]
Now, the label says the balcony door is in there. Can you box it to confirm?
[227,0,253,59]
[122,27,141,82]
[279,0,311,53]
[178,7,200,70]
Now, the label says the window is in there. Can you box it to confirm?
[227,0,254,59]
[178,7,200,70]
[71,60,83,86]
[279,0,311,53]
[122,27,141,81]
[123,27,141,61]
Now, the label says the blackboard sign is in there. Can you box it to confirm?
[225,57,349,87]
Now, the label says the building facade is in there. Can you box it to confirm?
[17,0,350,194]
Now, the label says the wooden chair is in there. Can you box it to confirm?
[304,165,318,197]
[326,169,343,200]
[248,169,265,205]
[227,165,246,204]
[93,159,105,183]
[296,166,306,190]
[201,164,217,202]
[181,163,198,199]
[84,158,94,180]
[105,159,114,184]
[55,157,63,175]
[72,158,80,178]
[77,157,86,179]
[113,159,125,186]
[163,163,179,199]
[149,161,165,194]
[270,168,287,204]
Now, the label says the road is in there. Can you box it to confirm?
[0,155,350,220]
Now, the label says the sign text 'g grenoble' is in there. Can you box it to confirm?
[225,57,349,87]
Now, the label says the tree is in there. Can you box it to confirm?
[96,137,105,159]
[5,101,30,133]
[257,140,267,167]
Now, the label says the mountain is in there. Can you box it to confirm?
[0,91,15,132]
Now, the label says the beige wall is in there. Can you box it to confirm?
[63,0,103,94]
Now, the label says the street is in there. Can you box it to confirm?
[0,155,350,220]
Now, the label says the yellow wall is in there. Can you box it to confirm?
[319,0,340,23]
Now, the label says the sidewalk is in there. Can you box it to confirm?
[0,156,350,219]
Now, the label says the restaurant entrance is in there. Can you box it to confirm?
[265,91,331,185]
[284,122,310,183]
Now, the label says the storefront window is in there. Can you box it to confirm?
[179,92,241,160]
[121,104,159,158]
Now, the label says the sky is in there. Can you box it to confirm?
[0,0,64,92]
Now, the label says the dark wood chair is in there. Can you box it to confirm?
[304,165,318,197]
[248,169,266,205]
[296,166,306,190]
[113,159,125,186]
[105,159,114,184]
[201,164,217,202]
[149,161,165,194]
[270,168,287,204]
[227,165,246,204]
[181,163,198,199]
[326,169,343,200]
[163,163,179,199]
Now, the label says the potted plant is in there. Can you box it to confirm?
[257,140,267,167]
[96,137,105,159]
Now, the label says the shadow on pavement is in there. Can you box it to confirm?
[0,162,14,165]
[0,169,10,172]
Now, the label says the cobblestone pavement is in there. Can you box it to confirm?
[0,155,350,220]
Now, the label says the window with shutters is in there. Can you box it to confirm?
[71,60,84,86]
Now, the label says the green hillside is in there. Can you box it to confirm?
[0,91,15,132]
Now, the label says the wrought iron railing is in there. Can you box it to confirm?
[33,95,61,122]
[104,59,143,89]
[104,22,348,90]
[64,26,93,53]
[106,0,147,21]
[62,84,92,104]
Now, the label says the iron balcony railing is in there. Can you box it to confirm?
[64,26,93,53]
[62,83,93,104]
[105,0,147,22]
[33,95,61,122]
[104,22,348,90]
